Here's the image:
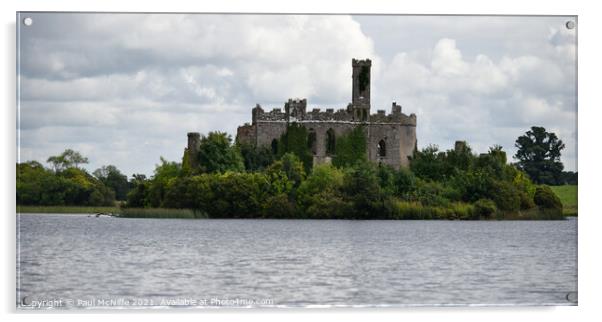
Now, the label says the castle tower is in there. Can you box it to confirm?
[352,58,371,121]
[285,98,307,122]
[187,132,201,169]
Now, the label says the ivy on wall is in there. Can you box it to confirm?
[277,123,313,172]
[333,125,368,168]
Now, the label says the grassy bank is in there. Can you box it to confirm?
[116,208,207,219]
[16,203,567,220]
[17,205,118,214]
[550,185,578,216]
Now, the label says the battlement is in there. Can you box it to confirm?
[352,58,372,67]
[229,58,416,169]
[252,99,415,125]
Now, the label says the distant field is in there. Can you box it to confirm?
[17,206,118,214]
[550,185,578,217]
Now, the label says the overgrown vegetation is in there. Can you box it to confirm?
[16,125,577,220]
[332,126,367,168]
[17,160,116,207]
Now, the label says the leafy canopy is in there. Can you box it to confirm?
[197,132,245,174]
[514,126,565,185]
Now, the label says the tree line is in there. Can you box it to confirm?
[16,126,576,219]
[17,149,132,206]
[124,125,572,219]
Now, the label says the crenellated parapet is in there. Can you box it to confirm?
[253,99,415,125]
[255,106,286,122]
[199,58,417,170]
[369,102,416,125]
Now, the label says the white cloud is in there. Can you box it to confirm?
[373,33,576,170]
[18,14,577,175]
[19,13,377,175]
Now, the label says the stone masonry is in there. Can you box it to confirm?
[189,59,417,169]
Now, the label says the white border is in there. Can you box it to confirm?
[3,0,601,321]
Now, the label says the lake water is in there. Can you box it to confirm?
[17,214,577,308]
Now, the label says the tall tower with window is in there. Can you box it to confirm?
[351,58,371,121]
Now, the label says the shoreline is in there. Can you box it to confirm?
[17,206,576,220]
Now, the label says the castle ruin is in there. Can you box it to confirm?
[188,59,417,169]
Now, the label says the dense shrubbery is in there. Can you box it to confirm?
[18,127,573,220]
[122,127,570,220]
[534,186,563,209]
[474,199,497,219]
[17,160,115,207]
[196,132,245,174]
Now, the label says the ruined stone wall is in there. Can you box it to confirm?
[236,102,417,169]
[236,123,256,146]
[398,124,417,168]
[255,121,288,148]
[366,123,416,168]
[300,121,357,161]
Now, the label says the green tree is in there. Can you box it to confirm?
[197,132,244,173]
[206,172,270,218]
[46,155,67,173]
[296,164,349,219]
[127,174,149,208]
[18,159,115,207]
[145,157,182,207]
[266,153,306,190]
[341,161,386,219]
[238,143,275,171]
[17,161,51,205]
[409,145,451,181]
[93,165,130,200]
[514,126,565,185]
[47,149,89,172]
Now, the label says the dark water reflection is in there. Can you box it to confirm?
[17,214,577,308]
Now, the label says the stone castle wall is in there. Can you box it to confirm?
[192,59,418,170]
[234,101,417,169]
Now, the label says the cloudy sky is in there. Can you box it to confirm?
[17,13,577,176]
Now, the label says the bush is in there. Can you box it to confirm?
[207,172,270,218]
[474,199,497,219]
[449,202,476,220]
[262,194,296,218]
[305,192,353,219]
[490,180,521,212]
[409,145,452,181]
[385,199,475,220]
[409,179,451,207]
[393,167,416,197]
[341,161,386,219]
[450,170,492,203]
[534,186,563,210]
[518,192,536,210]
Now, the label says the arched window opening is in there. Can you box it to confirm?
[271,139,279,155]
[378,139,386,157]
[308,129,317,155]
[326,129,336,155]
